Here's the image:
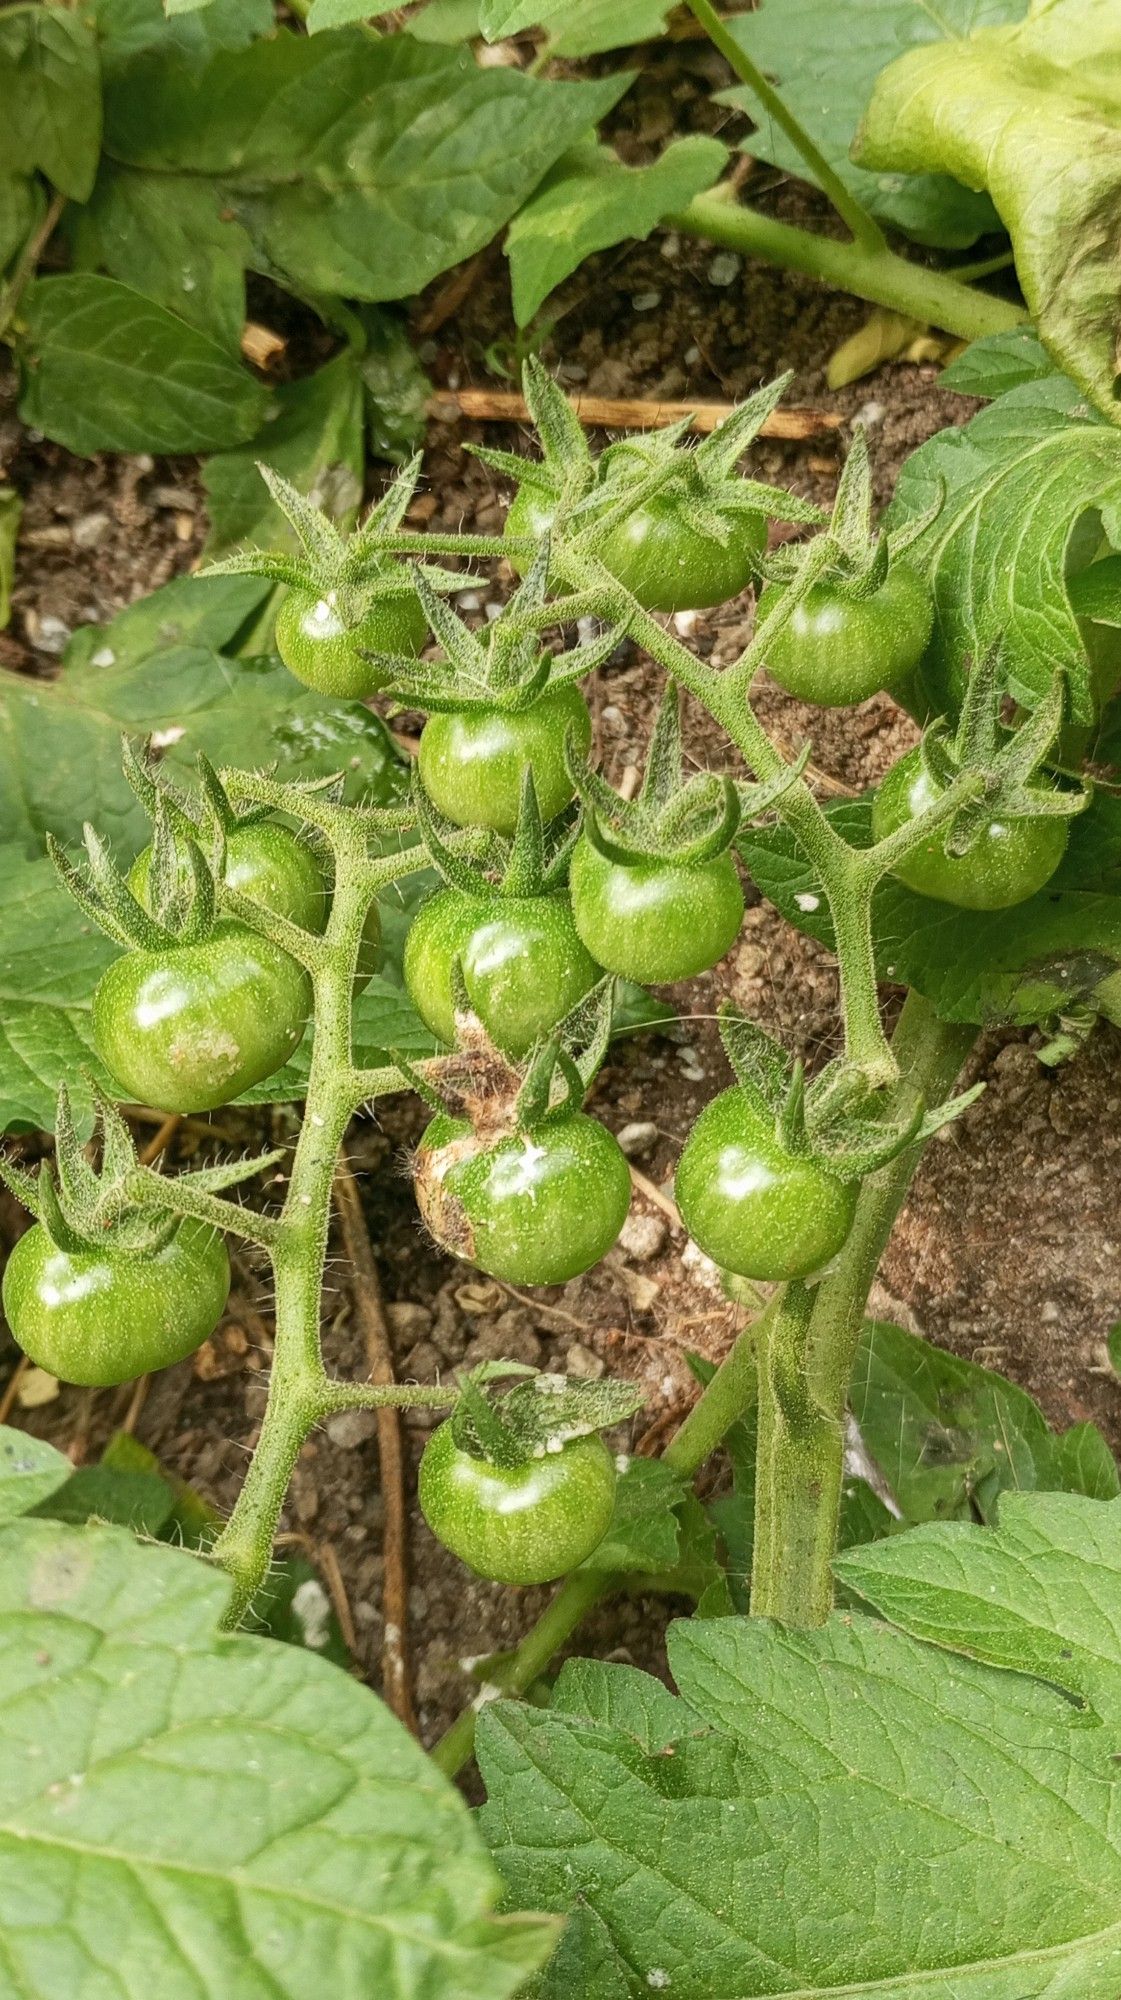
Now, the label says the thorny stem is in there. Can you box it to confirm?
[684,0,887,254]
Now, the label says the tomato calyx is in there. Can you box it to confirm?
[481,358,821,574]
[718,1005,982,1185]
[0,1083,282,1262]
[199,459,455,657]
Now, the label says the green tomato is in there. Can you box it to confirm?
[569,836,743,983]
[93,923,311,1113]
[275,584,426,699]
[414,1111,631,1285]
[419,1420,617,1584]
[129,823,380,986]
[758,562,933,706]
[507,485,765,614]
[675,1085,857,1282]
[417,682,592,834]
[871,746,1069,909]
[403,886,599,1056]
[2,1216,230,1387]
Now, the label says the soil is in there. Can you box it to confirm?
[1,33,1118,1751]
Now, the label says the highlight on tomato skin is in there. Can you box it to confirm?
[418,1421,618,1584]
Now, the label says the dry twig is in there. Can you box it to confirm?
[333,1165,419,1735]
[430,388,842,440]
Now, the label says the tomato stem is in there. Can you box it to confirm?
[749,994,978,1624]
[672,192,1027,346]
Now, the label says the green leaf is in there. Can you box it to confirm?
[853,1318,1061,1524]
[103,30,630,305]
[0,849,117,1133]
[203,349,365,557]
[31,1464,177,1538]
[941,327,1056,399]
[1049,1421,1121,1502]
[506,136,726,326]
[855,0,1121,420]
[723,0,1019,250]
[838,1490,1121,1725]
[480,1492,1121,1997]
[0,1427,70,1524]
[0,487,20,633]
[739,798,1121,1026]
[358,307,432,463]
[0,4,101,201]
[406,0,484,41]
[0,1517,556,1996]
[79,165,250,349]
[479,0,672,56]
[0,173,41,272]
[0,610,400,858]
[579,1456,688,1576]
[890,370,1121,725]
[91,0,272,73]
[17,274,267,456]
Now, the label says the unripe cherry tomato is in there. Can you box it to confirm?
[871,746,1069,909]
[757,563,933,706]
[675,1085,857,1281]
[568,836,743,983]
[506,486,765,614]
[403,886,599,1056]
[417,682,592,834]
[418,1421,617,1583]
[93,924,311,1113]
[2,1216,230,1387]
[413,1111,631,1285]
[129,822,380,985]
[275,584,426,699]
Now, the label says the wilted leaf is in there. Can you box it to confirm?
[855,0,1121,420]
[722,0,1020,249]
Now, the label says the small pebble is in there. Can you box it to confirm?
[617,1120,658,1157]
[32,614,71,656]
[325,1408,379,1450]
[565,1342,605,1381]
[619,1212,668,1262]
[632,290,661,312]
[72,511,111,549]
[708,252,741,287]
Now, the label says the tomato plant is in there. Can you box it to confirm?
[2,336,1120,2000]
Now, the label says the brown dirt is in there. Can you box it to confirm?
[1,40,1118,1748]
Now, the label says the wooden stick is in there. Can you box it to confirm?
[429,388,842,440]
[333,1165,420,1737]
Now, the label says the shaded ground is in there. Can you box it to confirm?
[1,45,1118,1741]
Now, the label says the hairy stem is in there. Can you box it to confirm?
[673,192,1027,344]
[749,993,977,1625]
[684,0,886,253]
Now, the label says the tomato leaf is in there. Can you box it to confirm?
[103,29,630,305]
[940,326,1055,399]
[855,0,1121,421]
[0,1518,556,1997]
[479,0,672,56]
[202,350,365,557]
[17,274,267,456]
[0,1427,70,1524]
[90,0,272,73]
[0,174,41,273]
[722,0,1020,250]
[479,1491,1121,1997]
[891,370,1121,726]
[506,136,726,326]
[78,165,251,350]
[0,3,102,202]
